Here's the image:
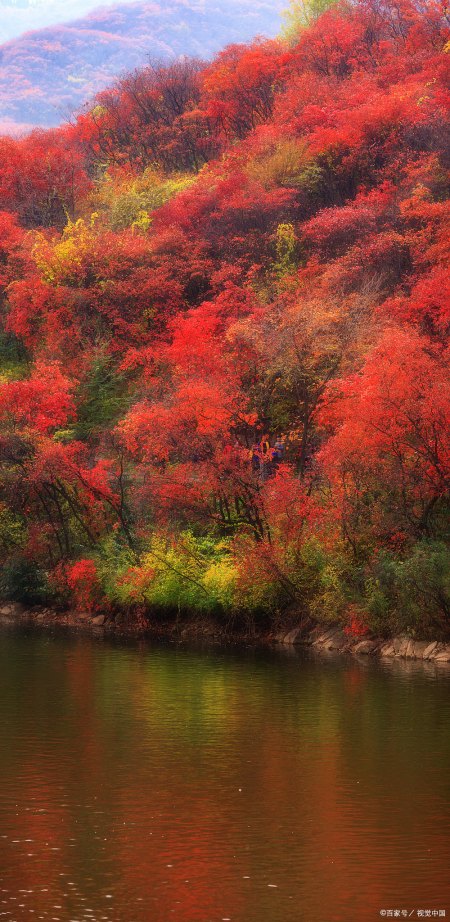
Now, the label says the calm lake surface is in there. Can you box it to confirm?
[0,629,449,922]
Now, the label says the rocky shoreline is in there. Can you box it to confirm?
[275,622,450,663]
[1,602,450,664]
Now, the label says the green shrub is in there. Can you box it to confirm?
[366,541,450,638]
[0,556,50,605]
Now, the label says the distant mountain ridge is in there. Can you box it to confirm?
[0,0,284,133]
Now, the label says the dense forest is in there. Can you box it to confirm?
[0,0,448,639]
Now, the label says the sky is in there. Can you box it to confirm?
[0,0,147,43]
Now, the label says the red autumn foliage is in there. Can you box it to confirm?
[66,559,100,612]
[0,128,90,228]
[0,0,448,633]
[0,362,75,433]
[343,610,369,638]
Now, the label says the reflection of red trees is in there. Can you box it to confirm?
[2,642,449,920]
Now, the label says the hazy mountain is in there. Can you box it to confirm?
[0,0,284,133]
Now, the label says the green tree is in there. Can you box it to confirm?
[281,0,337,42]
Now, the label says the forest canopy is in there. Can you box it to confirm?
[0,0,448,638]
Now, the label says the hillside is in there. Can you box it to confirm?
[0,0,448,639]
[0,0,284,132]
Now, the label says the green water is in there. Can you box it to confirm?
[0,628,449,922]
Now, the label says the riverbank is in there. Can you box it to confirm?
[1,601,450,664]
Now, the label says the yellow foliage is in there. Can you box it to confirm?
[274,222,298,278]
[131,210,153,234]
[246,139,318,190]
[202,558,236,605]
[281,0,337,43]
[32,218,94,286]
[90,104,108,120]
[90,167,195,231]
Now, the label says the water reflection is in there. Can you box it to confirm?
[0,630,449,921]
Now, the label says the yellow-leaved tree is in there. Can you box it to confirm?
[281,0,337,42]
